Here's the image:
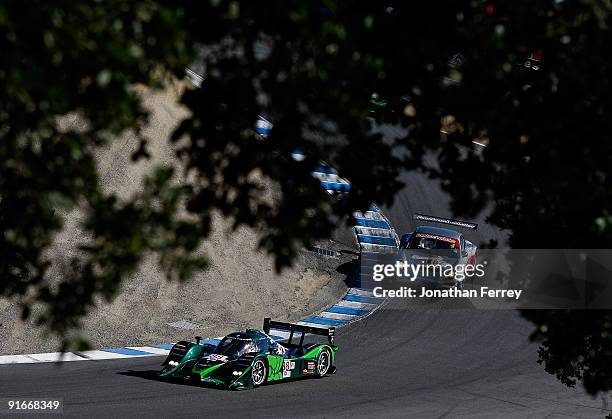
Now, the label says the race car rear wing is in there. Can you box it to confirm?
[413,213,478,230]
[263,318,335,346]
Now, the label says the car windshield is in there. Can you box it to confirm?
[408,235,458,252]
[214,337,257,358]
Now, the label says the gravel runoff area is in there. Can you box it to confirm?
[0,81,353,355]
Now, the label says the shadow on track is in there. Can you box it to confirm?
[118,368,333,392]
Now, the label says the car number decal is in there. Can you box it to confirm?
[282,360,295,378]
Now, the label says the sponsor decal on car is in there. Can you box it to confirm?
[204,354,228,362]
[414,233,457,244]
[303,361,316,375]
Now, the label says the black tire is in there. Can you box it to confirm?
[316,348,332,377]
[251,358,267,387]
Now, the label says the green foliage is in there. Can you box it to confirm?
[0,1,199,339]
[522,310,612,395]
[1,0,612,397]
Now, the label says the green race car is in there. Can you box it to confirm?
[159,318,338,389]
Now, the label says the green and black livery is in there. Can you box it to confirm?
[160,318,338,390]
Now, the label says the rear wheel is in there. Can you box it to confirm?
[251,359,267,387]
[316,348,332,377]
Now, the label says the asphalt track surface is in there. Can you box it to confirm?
[1,127,609,418]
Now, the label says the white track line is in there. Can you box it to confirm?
[27,352,88,362]
[335,300,378,310]
[347,289,375,297]
[126,346,170,356]
[318,311,359,321]
[76,350,150,360]
[0,355,40,364]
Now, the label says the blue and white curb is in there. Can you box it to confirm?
[255,115,273,138]
[353,203,399,253]
[254,119,352,197]
[270,288,380,338]
[0,289,381,365]
[0,345,173,364]
[310,162,352,195]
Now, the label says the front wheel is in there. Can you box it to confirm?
[251,358,267,387]
[316,348,332,377]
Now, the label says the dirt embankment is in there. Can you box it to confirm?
[0,82,350,355]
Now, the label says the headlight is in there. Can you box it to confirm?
[232,370,242,376]
[168,360,179,367]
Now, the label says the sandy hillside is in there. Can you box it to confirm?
[0,81,350,355]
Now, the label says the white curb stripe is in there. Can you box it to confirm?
[348,288,375,297]
[335,300,378,310]
[27,352,88,363]
[77,350,143,360]
[318,311,359,321]
[296,321,331,329]
[352,210,386,221]
[0,355,39,364]
[126,346,171,356]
